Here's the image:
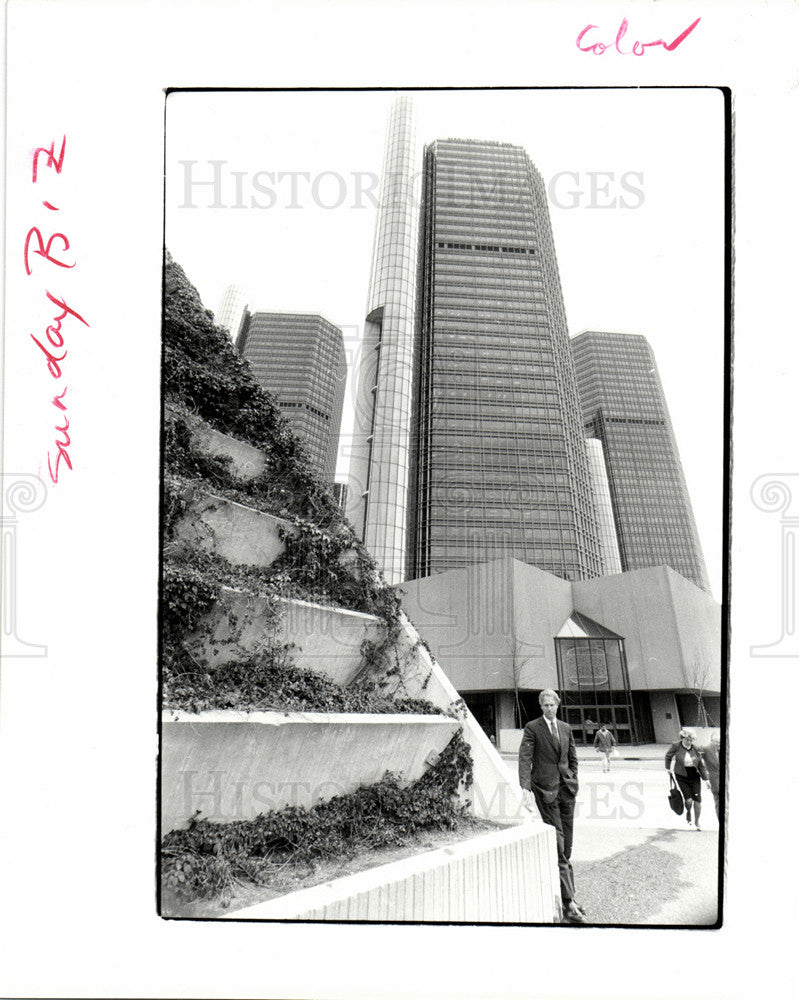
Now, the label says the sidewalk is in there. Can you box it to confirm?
[571,824,720,926]
[576,742,671,762]
[500,742,672,766]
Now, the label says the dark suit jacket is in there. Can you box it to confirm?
[703,745,721,792]
[518,716,578,800]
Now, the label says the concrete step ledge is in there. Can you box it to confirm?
[222,819,560,922]
[161,710,460,833]
[186,588,383,681]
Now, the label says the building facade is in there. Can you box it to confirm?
[401,558,721,746]
[346,96,421,584]
[407,139,603,581]
[571,331,711,592]
[237,312,346,481]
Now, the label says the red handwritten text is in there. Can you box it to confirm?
[25,135,87,484]
[47,387,72,485]
[30,291,89,379]
[576,17,701,55]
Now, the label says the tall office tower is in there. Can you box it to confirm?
[585,438,623,575]
[571,330,711,592]
[408,139,603,581]
[237,312,346,481]
[216,283,249,341]
[346,97,420,584]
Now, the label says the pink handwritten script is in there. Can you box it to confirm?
[576,16,701,55]
[25,137,89,484]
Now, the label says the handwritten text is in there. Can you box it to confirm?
[576,17,701,56]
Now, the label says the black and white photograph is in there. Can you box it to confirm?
[4,3,799,998]
[160,87,726,925]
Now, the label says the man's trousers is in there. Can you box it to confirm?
[533,786,576,904]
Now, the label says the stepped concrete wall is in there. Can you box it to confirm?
[223,821,559,922]
[161,711,460,833]
[163,403,557,917]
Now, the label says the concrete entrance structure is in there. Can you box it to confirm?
[401,556,721,746]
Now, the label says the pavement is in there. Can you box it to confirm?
[502,747,722,927]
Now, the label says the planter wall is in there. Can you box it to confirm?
[223,821,560,923]
[185,589,383,681]
[161,711,460,833]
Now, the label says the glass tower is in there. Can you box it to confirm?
[216,283,249,342]
[585,438,623,575]
[408,139,603,581]
[237,312,346,482]
[347,96,420,583]
[571,330,711,592]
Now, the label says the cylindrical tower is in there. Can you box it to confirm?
[585,437,623,575]
[347,96,420,583]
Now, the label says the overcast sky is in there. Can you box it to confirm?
[165,88,725,599]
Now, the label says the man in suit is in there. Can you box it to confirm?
[703,730,722,821]
[519,688,585,923]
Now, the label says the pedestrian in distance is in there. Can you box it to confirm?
[665,728,709,830]
[593,722,616,772]
[519,688,586,923]
[703,730,722,821]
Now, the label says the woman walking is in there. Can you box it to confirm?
[665,728,709,830]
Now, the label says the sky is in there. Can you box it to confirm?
[164,88,725,599]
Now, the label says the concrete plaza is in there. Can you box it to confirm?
[504,745,722,926]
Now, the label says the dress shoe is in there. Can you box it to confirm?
[562,902,585,923]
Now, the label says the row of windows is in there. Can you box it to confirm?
[278,400,330,421]
[435,241,536,255]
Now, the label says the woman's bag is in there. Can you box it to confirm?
[668,773,684,815]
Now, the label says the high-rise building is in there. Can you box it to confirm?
[571,330,711,592]
[346,96,420,584]
[216,283,249,341]
[237,312,346,481]
[407,139,603,581]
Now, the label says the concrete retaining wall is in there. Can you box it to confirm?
[186,589,382,681]
[223,820,559,922]
[161,711,460,834]
[173,491,296,568]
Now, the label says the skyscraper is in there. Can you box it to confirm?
[571,330,711,592]
[237,312,346,482]
[216,283,249,341]
[346,96,420,584]
[407,139,603,581]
